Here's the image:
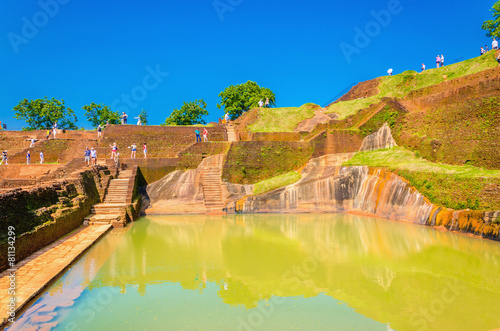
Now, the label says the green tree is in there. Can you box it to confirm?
[163,99,208,125]
[139,109,148,125]
[217,81,275,119]
[82,102,120,127]
[13,97,77,130]
[482,1,500,38]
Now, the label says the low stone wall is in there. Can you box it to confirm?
[0,167,111,272]
[248,132,301,141]
[114,158,179,186]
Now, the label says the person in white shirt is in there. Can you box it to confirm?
[387,68,393,76]
[258,99,264,108]
[30,137,35,148]
[440,55,444,67]
[493,38,499,50]
[421,63,426,71]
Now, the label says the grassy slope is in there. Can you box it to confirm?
[253,171,301,195]
[247,103,317,132]
[326,51,499,119]
[345,147,500,210]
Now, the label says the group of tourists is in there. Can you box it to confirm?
[480,38,499,55]
[84,147,98,166]
[25,150,44,165]
[119,112,143,126]
[195,128,209,142]
[258,98,270,108]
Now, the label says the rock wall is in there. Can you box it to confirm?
[143,155,252,215]
[228,156,500,241]
[0,167,111,271]
[359,123,397,151]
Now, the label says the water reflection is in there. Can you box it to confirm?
[11,214,500,331]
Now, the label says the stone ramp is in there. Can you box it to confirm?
[0,224,112,328]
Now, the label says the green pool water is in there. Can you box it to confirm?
[10,214,500,331]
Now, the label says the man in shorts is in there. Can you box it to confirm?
[84,147,91,166]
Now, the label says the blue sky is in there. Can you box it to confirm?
[0,0,496,129]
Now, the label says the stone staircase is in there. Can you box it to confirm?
[226,124,238,142]
[201,165,225,214]
[85,169,133,226]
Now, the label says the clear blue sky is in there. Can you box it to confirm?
[0,0,496,129]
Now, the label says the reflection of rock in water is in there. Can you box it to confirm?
[362,266,396,292]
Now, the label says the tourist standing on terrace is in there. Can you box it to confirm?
[84,147,91,165]
[46,129,50,140]
[421,63,426,71]
[110,143,118,159]
[480,47,485,55]
[436,55,441,67]
[121,112,128,124]
[30,137,35,148]
[40,151,44,164]
[224,112,230,124]
[1,150,7,165]
[91,148,97,165]
[258,99,264,108]
[265,98,270,108]
[203,128,208,142]
[485,45,489,52]
[387,68,393,76]
[143,143,147,158]
[52,127,57,139]
[195,129,201,142]
[130,143,137,158]
[97,124,102,138]
[134,116,142,125]
[26,151,31,165]
[440,55,444,67]
[493,38,499,50]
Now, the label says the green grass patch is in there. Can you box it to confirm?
[247,103,318,132]
[344,147,500,210]
[253,171,301,195]
[327,52,499,119]
[344,147,500,178]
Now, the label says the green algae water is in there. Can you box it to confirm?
[9,214,500,331]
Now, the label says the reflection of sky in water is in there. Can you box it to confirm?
[10,214,500,331]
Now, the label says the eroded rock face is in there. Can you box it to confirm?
[359,123,397,152]
[144,154,252,214]
[145,168,206,214]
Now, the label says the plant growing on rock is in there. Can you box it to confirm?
[482,0,500,38]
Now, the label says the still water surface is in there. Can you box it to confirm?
[10,214,500,331]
